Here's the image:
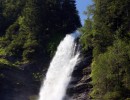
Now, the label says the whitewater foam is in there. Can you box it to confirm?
[38,33,80,100]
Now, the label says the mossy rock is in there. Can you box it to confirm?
[103,91,121,100]
[126,98,130,100]
[29,95,38,100]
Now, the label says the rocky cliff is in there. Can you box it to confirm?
[66,49,92,100]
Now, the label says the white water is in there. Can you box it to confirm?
[38,33,80,100]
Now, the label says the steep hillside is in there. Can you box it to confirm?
[0,0,81,100]
[80,0,130,99]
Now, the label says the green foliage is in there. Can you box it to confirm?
[0,0,81,98]
[32,72,43,81]
[23,37,39,61]
[47,33,65,57]
[91,40,130,99]
[103,91,121,100]
[0,58,12,65]
[80,18,93,51]
[126,98,130,100]
[0,0,81,64]
[80,0,130,99]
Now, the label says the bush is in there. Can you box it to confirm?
[103,91,121,100]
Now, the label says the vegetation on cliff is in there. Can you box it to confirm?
[0,0,81,64]
[0,0,81,99]
[80,0,130,99]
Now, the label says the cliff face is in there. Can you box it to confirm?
[0,63,43,100]
[66,49,92,100]
[0,44,92,100]
[0,1,82,100]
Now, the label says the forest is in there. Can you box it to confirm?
[0,0,81,99]
[0,0,130,100]
[80,0,130,99]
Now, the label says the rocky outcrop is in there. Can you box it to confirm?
[66,49,92,100]
[0,47,92,100]
[0,61,49,100]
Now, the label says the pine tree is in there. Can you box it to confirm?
[1,0,81,62]
[80,0,130,99]
[62,0,81,33]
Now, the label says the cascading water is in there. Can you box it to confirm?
[38,33,80,100]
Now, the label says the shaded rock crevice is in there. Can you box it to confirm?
[66,49,92,100]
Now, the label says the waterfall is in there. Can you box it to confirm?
[38,33,80,100]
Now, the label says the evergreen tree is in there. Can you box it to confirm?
[0,0,81,62]
[62,0,81,33]
[80,0,130,99]
[91,40,130,99]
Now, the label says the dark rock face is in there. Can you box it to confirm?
[66,50,92,100]
[0,62,48,100]
[0,47,92,100]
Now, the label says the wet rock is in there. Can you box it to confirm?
[0,62,46,100]
[66,49,92,100]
